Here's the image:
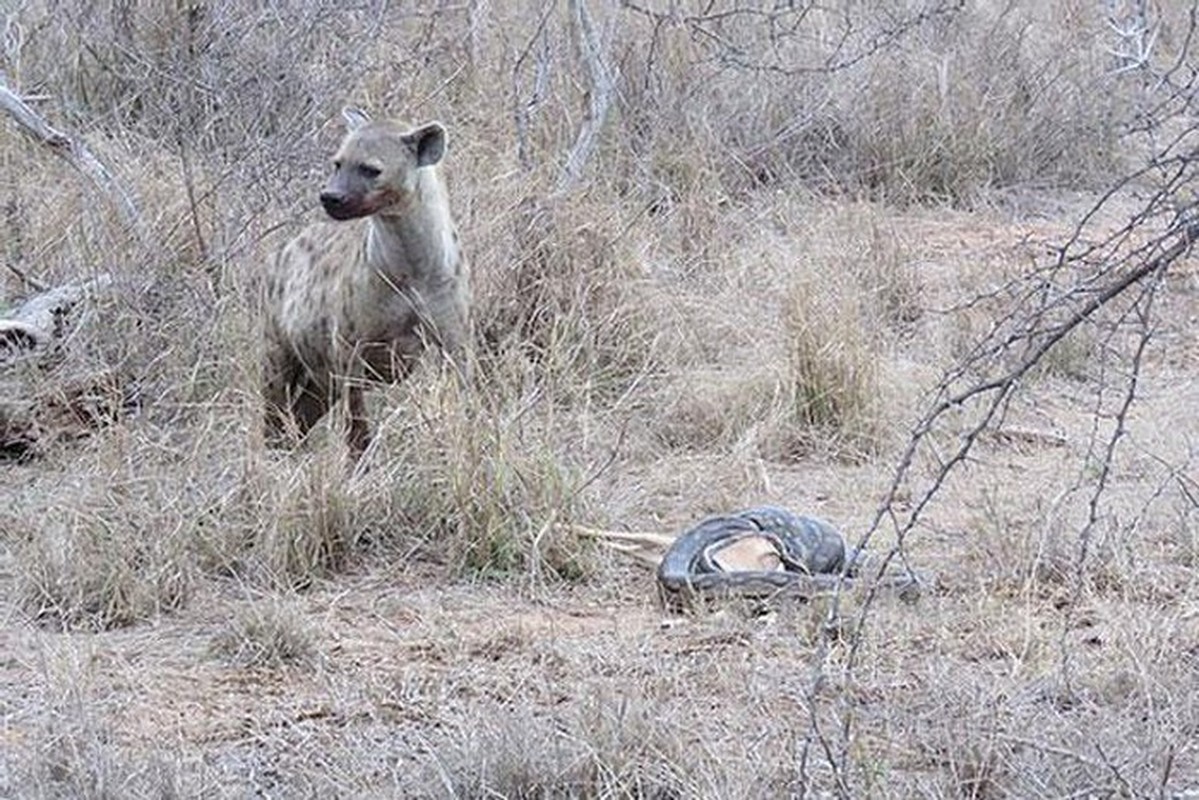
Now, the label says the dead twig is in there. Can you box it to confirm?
[4,260,48,293]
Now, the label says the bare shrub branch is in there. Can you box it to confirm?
[797,3,1199,790]
[510,0,556,173]
[556,0,619,194]
[0,79,144,241]
[621,0,965,76]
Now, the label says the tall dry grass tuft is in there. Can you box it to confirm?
[783,273,884,455]
[486,192,667,408]
[179,406,381,590]
[370,364,594,582]
[238,451,362,588]
[638,196,918,462]
[778,205,916,459]
[211,596,318,670]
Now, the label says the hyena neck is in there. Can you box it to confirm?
[365,172,457,284]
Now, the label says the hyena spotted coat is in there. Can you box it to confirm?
[262,107,470,457]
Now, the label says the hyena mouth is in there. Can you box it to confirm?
[320,196,371,220]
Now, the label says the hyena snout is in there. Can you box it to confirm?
[319,190,360,220]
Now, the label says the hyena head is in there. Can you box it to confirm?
[318,107,447,221]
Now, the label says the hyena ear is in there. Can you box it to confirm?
[406,122,447,167]
[341,106,371,131]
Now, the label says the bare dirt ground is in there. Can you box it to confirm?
[3,193,1198,797]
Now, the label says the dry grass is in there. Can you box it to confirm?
[3,1,1199,797]
[210,597,317,670]
[8,467,196,631]
[370,364,595,581]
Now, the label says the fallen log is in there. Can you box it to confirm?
[1,274,135,459]
[0,79,144,459]
[0,273,112,365]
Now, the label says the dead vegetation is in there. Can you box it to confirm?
[2,0,1199,797]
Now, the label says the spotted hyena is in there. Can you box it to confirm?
[262,107,470,458]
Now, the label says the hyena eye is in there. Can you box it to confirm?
[358,165,381,180]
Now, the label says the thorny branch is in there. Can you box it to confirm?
[805,192,1196,791]
[1056,260,1160,699]
[795,3,1199,791]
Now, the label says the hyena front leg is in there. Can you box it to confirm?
[263,345,295,446]
[424,297,473,385]
[345,383,372,459]
[263,347,331,447]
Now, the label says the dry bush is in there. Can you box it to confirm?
[613,2,1127,206]
[10,1,389,215]
[830,5,1126,204]
[173,397,386,588]
[642,198,916,461]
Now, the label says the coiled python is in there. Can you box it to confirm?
[656,506,930,608]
